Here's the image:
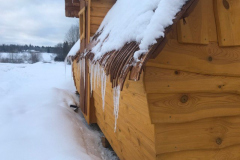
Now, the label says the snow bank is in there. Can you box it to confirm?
[91,0,188,61]
[0,62,117,160]
[40,52,57,62]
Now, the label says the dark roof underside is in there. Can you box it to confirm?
[65,0,80,18]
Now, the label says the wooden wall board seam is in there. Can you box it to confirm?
[144,66,240,94]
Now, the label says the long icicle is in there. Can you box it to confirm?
[83,58,85,89]
[79,59,82,91]
[96,63,100,88]
[93,63,98,90]
[101,68,107,111]
[113,85,121,132]
[89,60,94,96]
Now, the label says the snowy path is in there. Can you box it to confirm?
[0,62,117,160]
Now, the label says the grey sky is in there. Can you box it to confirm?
[0,0,78,46]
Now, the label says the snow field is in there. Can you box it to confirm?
[0,62,118,160]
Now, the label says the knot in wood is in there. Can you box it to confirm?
[180,95,188,103]
[216,138,222,145]
[208,56,213,62]
[223,0,230,10]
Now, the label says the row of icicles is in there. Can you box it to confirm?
[77,59,120,132]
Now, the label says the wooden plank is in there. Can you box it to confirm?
[177,0,209,44]
[92,74,154,141]
[144,67,240,94]
[155,116,240,155]
[157,145,240,160]
[83,64,90,123]
[207,0,218,42]
[91,7,110,17]
[94,94,156,160]
[90,24,99,35]
[87,0,91,43]
[91,0,116,8]
[91,71,156,159]
[79,60,86,114]
[83,61,96,124]
[72,60,80,93]
[214,0,240,46]
[146,40,240,77]
[90,16,104,25]
[96,114,139,160]
[95,102,156,160]
[79,7,86,40]
[89,1,115,36]
[92,74,151,121]
[148,93,240,123]
[94,90,154,140]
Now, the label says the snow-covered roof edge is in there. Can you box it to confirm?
[67,39,80,57]
[80,0,199,89]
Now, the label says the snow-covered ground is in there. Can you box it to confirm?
[0,62,117,160]
[0,52,56,63]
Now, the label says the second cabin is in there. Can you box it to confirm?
[66,0,240,159]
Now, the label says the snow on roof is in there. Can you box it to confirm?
[67,39,80,57]
[91,0,189,61]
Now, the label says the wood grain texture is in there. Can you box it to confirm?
[90,24,99,36]
[157,145,240,160]
[72,60,80,93]
[94,94,156,160]
[91,0,116,8]
[145,67,240,94]
[90,16,104,25]
[90,0,115,36]
[147,40,240,77]
[91,6,110,17]
[148,93,240,123]
[155,116,240,155]
[208,0,218,42]
[91,73,154,140]
[177,0,209,44]
[214,0,240,46]
[87,0,91,43]
[83,62,98,124]
[92,73,156,160]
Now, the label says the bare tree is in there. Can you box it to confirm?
[65,22,79,45]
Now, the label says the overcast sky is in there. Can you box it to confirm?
[0,0,77,46]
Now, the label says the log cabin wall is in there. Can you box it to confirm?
[145,0,240,159]
[92,73,156,160]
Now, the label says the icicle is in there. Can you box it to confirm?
[89,60,94,96]
[93,63,98,90]
[64,56,73,78]
[80,58,85,89]
[113,85,121,132]
[79,59,82,89]
[83,58,85,88]
[101,68,107,111]
[96,63,101,88]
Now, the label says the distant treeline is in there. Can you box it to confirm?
[0,22,79,62]
[0,41,75,61]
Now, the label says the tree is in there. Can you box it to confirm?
[65,22,79,45]
[54,43,64,61]
[63,41,71,58]
[47,47,50,53]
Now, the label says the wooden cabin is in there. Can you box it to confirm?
[65,0,240,159]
